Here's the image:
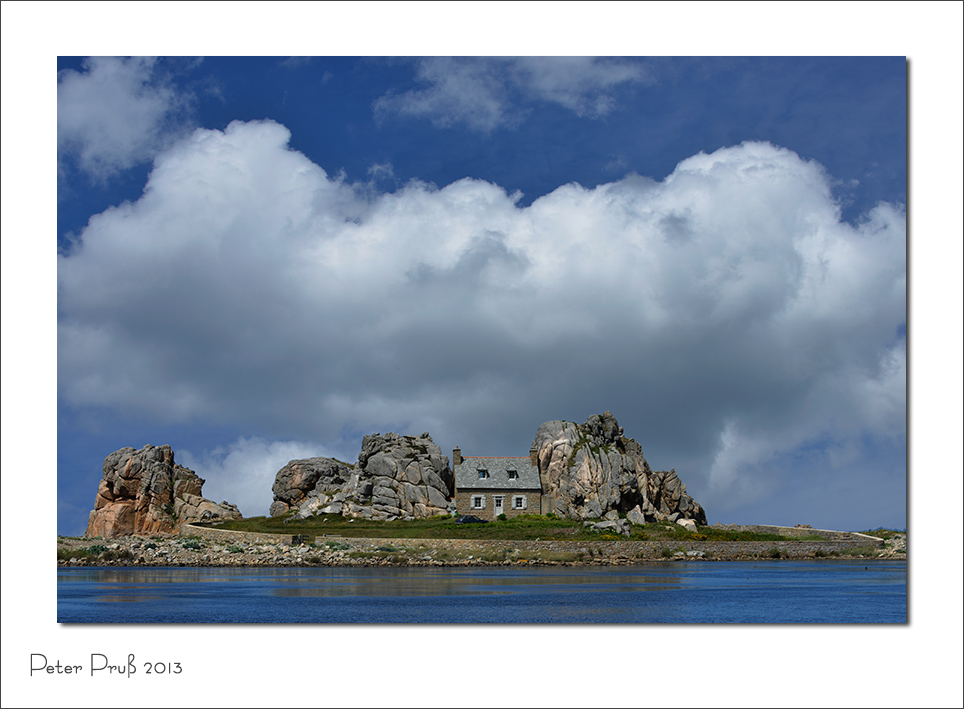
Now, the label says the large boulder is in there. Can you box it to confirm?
[343,432,454,520]
[270,432,454,521]
[531,412,706,524]
[85,445,242,538]
[269,457,353,517]
[626,506,648,526]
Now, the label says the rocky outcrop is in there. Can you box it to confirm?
[586,519,633,536]
[269,432,455,521]
[344,432,455,520]
[531,412,706,524]
[269,457,353,518]
[85,445,241,538]
[269,417,700,524]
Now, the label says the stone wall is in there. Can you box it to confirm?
[712,524,885,543]
[454,490,542,521]
[183,524,884,559]
[317,536,883,558]
[180,524,304,545]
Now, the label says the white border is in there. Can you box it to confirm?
[3,2,962,708]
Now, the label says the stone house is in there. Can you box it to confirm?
[452,447,542,520]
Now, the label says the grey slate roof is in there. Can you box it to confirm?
[454,456,542,491]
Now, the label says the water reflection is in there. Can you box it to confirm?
[267,569,684,598]
[58,565,688,602]
[58,568,232,584]
[97,595,163,603]
[57,561,907,624]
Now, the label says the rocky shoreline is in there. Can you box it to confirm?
[57,532,906,568]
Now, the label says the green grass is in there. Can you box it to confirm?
[57,547,95,562]
[840,545,881,557]
[202,513,606,542]
[691,527,786,542]
[197,513,807,543]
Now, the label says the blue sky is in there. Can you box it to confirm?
[51,54,910,535]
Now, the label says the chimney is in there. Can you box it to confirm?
[453,447,462,466]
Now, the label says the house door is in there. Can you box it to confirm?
[494,496,504,517]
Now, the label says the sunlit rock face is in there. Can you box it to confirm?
[531,412,706,524]
[269,416,702,524]
[85,444,242,537]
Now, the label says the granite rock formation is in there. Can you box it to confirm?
[269,457,354,518]
[270,432,455,521]
[85,444,242,538]
[531,412,706,524]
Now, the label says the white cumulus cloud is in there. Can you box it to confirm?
[57,121,906,518]
[58,56,192,179]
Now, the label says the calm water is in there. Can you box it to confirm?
[57,560,906,624]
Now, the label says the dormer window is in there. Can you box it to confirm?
[507,469,518,479]
[478,469,489,479]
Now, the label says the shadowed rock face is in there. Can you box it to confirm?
[532,412,706,524]
[269,432,455,521]
[85,445,241,538]
[269,457,353,518]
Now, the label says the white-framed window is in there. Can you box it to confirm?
[507,469,518,479]
[471,495,485,510]
[477,469,489,479]
[513,496,526,510]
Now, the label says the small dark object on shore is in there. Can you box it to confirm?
[455,515,488,525]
